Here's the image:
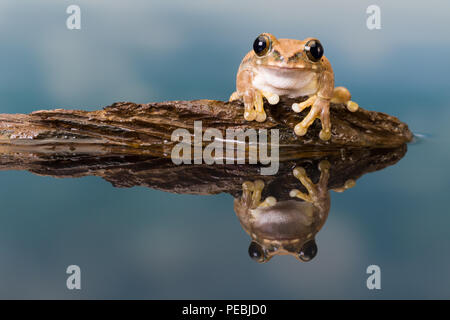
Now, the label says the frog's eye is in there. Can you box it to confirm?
[304,40,324,62]
[298,240,318,262]
[253,34,271,57]
[248,241,266,263]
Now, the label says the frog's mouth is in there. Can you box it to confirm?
[256,65,318,91]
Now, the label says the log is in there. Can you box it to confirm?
[0,144,407,198]
[0,98,413,161]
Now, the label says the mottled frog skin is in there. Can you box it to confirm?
[230,33,358,141]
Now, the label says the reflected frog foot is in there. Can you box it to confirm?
[289,160,330,203]
[332,179,356,193]
[241,180,277,209]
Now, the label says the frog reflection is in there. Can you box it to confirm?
[234,160,354,263]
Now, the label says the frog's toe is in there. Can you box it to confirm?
[267,94,279,105]
[294,123,308,136]
[289,189,301,198]
[258,196,277,208]
[332,179,356,193]
[255,110,267,122]
[244,111,256,121]
[242,181,255,191]
[319,129,331,141]
[318,160,331,171]
[292,96,316,113]
[229,91,240,102]
[289,188,312,203]
[293,166,307,178]
[244,108,257,121]
[346,101,359,112]
[254,179,265,191]
[292,103,302,113]
[261,91,280,105]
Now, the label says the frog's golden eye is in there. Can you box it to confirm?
[253,34,271,57]
[304,40,324,62]
[298,240,318,262]
[248,241,266,263]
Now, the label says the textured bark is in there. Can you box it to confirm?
[0,144,407,198]
[0,98,413,161]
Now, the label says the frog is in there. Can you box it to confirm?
[234,160,355,262]
[229,33,359,141]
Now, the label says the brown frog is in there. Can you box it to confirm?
[234,161,355,262]
[230,33,359,141]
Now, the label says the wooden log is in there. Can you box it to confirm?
[0,98,413,161]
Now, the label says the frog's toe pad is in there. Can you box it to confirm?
[318,160,331,171]
[244,110,257,121]
[293,167,306,178]
[255,111,267,122]
[346,101,359,112]
[289,189,300,198]
[292,103,301,113]
[294,123,308,136]
[268,94,279,105]
[229,91,240,102]
[319,129,331,141]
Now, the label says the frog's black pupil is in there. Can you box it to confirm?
[248,241,264,262]
[253,36,268,56]
[306,40,324,61]
[299,240,318,262]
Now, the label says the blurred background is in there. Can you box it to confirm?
[0,0,449,299]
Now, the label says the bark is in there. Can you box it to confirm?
[0,144,407,199]
[0,98,413,161]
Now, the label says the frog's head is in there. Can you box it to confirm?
[235,199,328,263]
[251,33,325,71]
[248,237,318,263]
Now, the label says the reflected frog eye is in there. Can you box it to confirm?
[304,40,324,62]
[253,35,271,57]
[248,241,266,263]
[299,240,318,262]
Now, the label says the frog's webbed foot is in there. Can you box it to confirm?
[331,86,359,112]
[241,180,277,209]
[289,160,330,203]
[292,95,332,141]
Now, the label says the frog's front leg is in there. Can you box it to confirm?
[230,69,279,123]
[292,69,335,140]
[241,180,277,209]
[292,96,332,141]
[291,88,359,140]
[289,160,330,203]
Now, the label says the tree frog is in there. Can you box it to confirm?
[230,33,358,141]
[234,160,355,262]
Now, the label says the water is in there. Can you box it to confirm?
[0,0,449,299]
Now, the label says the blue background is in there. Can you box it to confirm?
[0,0,449,298]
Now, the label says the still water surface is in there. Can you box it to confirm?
[0,0,449,299]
